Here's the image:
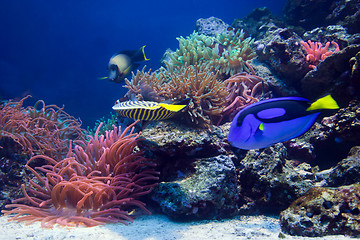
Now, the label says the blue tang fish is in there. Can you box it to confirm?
[228,95,339,150]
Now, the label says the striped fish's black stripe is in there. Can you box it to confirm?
[132,108,139,119]
[144,107,152,120]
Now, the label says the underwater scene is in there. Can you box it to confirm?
[1,0,360,239]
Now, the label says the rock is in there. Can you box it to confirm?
[237,144,324,213]
[283,138,316,163]
[151,154,239,220]
[284,100,360,170]
[283,0,333,30]
[326,0,360,34]
[327,146,360,186]
[254,27,309,88]
[232,7,286,40]
[140,121,230,159]
[195,17,229,37]
[232,9,304,95]
[315,100,360,144]
[139,121,239,220]
[283,0,360,33]
[251,60,300,97]
[0,136,30,212]
[280,184,360,237]
[303,25,360,49]
[300,44,360,100]
[350,50,360,91]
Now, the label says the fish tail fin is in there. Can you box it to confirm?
[159,103,187,112]
[98,77,109,80]
[133,45,150,62]
[306,95,339,111]
[141,45,150,61]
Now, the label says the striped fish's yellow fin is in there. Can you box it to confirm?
[141,45,150,61]
[306,95,339,111]
[159,103,187,112]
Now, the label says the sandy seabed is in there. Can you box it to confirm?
[0,214,353,240]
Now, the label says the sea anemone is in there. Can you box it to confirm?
[221,72,269,122]
[0,95,85,159]
[163,29,256,77]
[161,64,229,126]
[3,121,159,227]
[124,66,168,102]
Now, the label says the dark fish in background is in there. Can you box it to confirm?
[101,45,149,83]
[228,95,339,150]
[112,99,190,121]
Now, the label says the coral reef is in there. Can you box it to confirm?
[232,6,360,103]
[280,184,360,237]
[232,7,286,42]
[160,64,229,126]
[3,6,360,236]
[2,122,159,227]
[113,12,360,237]
[0,149,28,211]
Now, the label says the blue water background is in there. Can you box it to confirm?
[0,0,286,127]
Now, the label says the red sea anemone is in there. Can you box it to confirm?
[2,121,159,227]
[0,95,86,159]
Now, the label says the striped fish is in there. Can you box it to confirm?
[112,100,188,121]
